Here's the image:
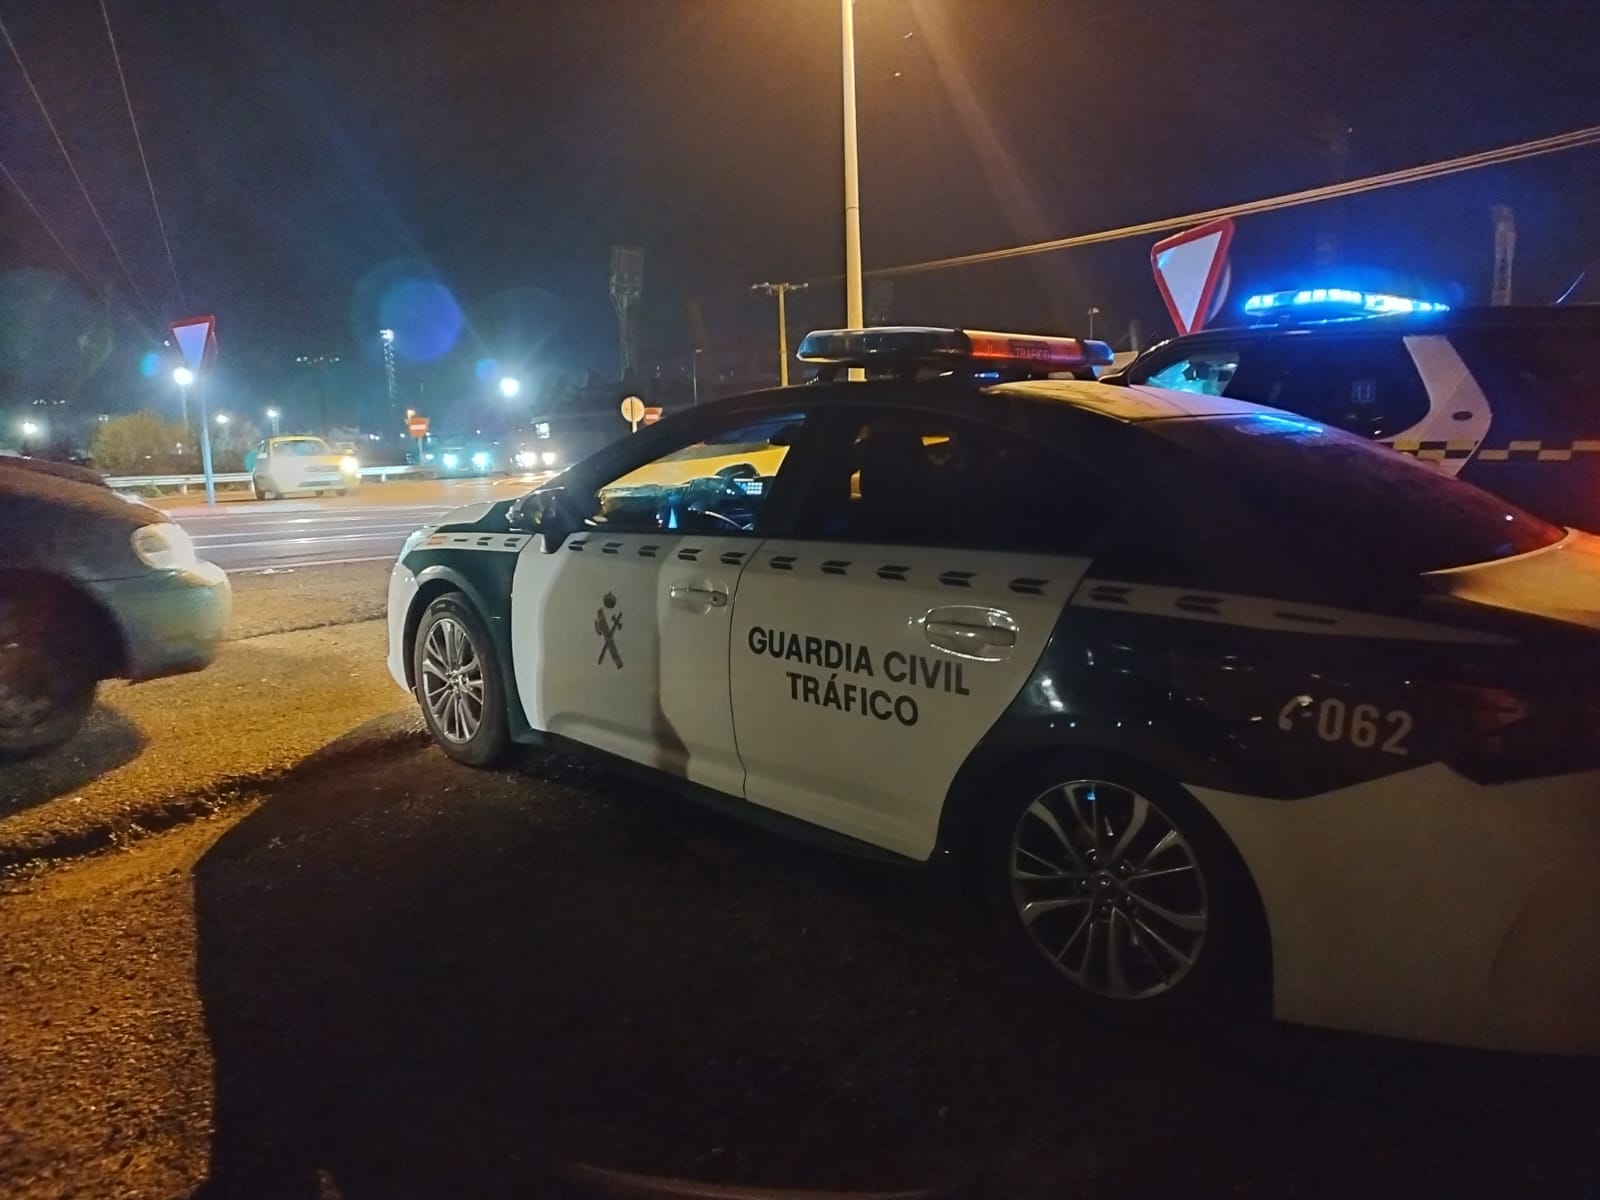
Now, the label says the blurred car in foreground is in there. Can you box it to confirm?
[0,466,231,760]
[249,435,361,499]
[386,324,1600,1055]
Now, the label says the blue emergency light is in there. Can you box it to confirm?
[1242,288,1449,317]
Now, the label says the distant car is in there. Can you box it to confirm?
[250,436,361,500]
[0,466,231,760]
[432,439,503,476]
[1107,300,1600,531]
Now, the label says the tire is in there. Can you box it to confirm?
[253,483,267,501]
[412,593,512,767]
[0,588,100,762]
[334,488,348,497]
[983,753,1265,1028]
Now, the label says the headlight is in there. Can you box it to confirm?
[441,453,459,469]
[471,451,491,469]
[131,523,198,571]
[541,451,558,467]
[340,455,359,473]
[515,450,537,469]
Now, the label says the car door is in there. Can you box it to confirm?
[727,398,1116,861]
[510,406,812,797]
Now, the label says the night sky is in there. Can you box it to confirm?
[2,0,1599,438]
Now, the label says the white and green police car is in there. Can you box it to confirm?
[387,326,1600,1055]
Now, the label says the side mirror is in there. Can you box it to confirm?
[509,486,578,549]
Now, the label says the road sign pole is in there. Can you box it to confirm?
[197,379,217,506]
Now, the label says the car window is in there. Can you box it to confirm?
[1220,336,1432,440]
[1146,413,1562,575]
[1138,346,1241,396]
[1450,324,1600,431]
[580,412,805,535]
[792,408,1114,555]
[276,438,333,457]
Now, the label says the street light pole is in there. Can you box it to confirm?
[692,348,703,406]
[841,0,864,331]
[752,282,808,386]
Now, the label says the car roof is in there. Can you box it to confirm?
[993,378,1268,421]
[1142,303,1600,352]
[705,376,1280,426]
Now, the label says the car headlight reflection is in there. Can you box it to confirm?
[471,451,491,470]
[441,452,459,469]
[515,450,537,470]
[131,523,198,571]
[340,455,359,474]
[541,451,558,467]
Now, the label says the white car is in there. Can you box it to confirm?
[251,436,360,499]
[385,326,1600,1055]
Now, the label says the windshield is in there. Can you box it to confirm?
[275,438,333,457]
[1147,413,1563,573]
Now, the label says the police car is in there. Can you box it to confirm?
[386,326,1600,1055]
[1109,295,1600,531]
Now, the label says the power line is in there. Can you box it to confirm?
[0,10,157,318]
[98,0,183,310]
[842,125,1600,282]
[0,155,155,336]
[0,157,102,296]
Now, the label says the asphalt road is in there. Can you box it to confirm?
[155,475,547,571]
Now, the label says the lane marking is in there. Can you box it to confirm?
[200,531,417,551]
[227,554,397,574]
[191,523,427,545]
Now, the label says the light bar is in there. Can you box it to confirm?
[796,326,1114,372]
[1242,288,1449,316]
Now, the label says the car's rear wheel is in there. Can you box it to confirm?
[252,482,267,501]
[413,593,511,767]
[984,755,1263,1027]
[0,589,99,762]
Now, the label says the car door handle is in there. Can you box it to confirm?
[922,607,1019,660]
[670,584,729,609]
[924,620,1016,648]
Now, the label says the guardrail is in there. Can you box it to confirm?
[105,465,428,492]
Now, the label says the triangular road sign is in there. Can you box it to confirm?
[170,315,217,370]
[1151,220,1234,335]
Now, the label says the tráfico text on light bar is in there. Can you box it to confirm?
[795,326,1114,372]
[1242,288,1449,315]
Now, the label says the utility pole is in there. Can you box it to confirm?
[752,282,808,386]
[841,0,863,330]
[1491,205,1516,306]
[1086,306,1101,339]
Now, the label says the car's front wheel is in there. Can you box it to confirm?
[412,593,511,767]
[984,755,1264,1026]
[0,588,100,761]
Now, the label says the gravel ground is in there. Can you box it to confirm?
[4,742,1597,1200]
[1,563,410,872]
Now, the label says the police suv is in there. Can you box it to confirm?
[1111,295,1600,531]
[386,326,1600,1055]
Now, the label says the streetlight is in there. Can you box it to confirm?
[172,365,216,505]
[752,282,808,387]
[499,376,521,399]
[841,0,863,331]
[692,347,704,406]
[1087,307,1101,339]
[266,407,281,436]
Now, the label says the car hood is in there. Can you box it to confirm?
[1426,530,1600,632]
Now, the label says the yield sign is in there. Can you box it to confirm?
[1150,219,1234,335]
[169,315,217,371]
